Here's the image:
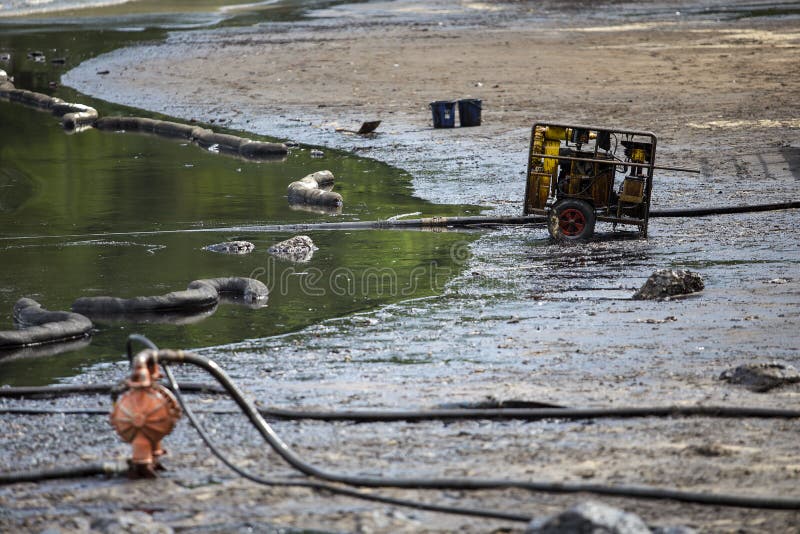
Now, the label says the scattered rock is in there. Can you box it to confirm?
[632,269,703,300]
[203,240,255,254]
[50,57,66,65]
[97,69,110,75]
[719,362,800,392]
[268,235,317,262]
[526,501,651,534]
[27,50,45,61]
[285,141,299,148]
[310,149,325,157]
[0,53,10,62]
[91,512,174,533]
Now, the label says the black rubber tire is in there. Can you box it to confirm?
[548,199,596,240]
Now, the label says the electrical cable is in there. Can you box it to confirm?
[138,339,800,511]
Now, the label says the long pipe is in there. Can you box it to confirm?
[5,405,800,422]
[0,201,796,243]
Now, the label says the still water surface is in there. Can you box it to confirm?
[0,4,478,386]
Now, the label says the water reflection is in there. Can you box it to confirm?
[0,12,479,385]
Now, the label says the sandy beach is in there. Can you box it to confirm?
[3,0,800,531]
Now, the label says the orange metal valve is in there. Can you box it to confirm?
[110,349,181,478]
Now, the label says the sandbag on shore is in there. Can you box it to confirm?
[0,298,93,350]
[71,277,268,316]
[287,170,343,206]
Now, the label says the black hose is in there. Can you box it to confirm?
[650,201,800,218]
[0,382,224,398]
[0,462,127,485]
[154,347,800,510]
[161,361,532,523]
[3,405,800,422]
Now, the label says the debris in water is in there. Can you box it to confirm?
[335,120,381,135]
[267,235,317,263]
[203,241,255,254]
[719,363,800,392]
[632,269,703,300]
[287,170,343,207]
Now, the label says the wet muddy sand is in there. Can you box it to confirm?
[3,0,800,532]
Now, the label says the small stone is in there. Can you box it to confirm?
[526,501,651,533]
[268,235,317,263]
[310,149,325,158]
[92,512,173,533]
[632,269,703,300]
[719,362,800,392]
[203,240,255,254]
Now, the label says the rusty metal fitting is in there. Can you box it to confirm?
[110,349,181,478]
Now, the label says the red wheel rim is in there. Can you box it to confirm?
[558,208,586,236]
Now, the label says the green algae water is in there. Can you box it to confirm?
[0,8,478,386]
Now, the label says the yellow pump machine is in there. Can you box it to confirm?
[525,122,658,240]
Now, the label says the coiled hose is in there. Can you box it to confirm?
[125,336,800,511]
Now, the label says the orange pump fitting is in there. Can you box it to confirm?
[110,349,182,478]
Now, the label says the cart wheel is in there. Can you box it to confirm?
[548,199,596,240]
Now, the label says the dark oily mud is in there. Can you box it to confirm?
[720,362,800,392]
[2,0,800,532]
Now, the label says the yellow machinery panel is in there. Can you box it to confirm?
[526,171,551,211]
[620,177,645,204]
[542,139,561,175]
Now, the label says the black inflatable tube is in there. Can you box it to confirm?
[188,277,269,304]
[94,116,288,159]
[72,286,218,315]
[0,298,93,350]
[71,277,268,316]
